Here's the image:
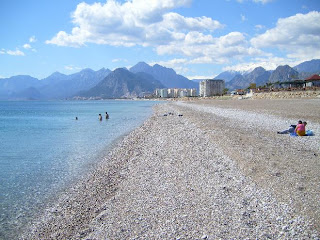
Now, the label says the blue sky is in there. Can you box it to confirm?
[1,0,320,79]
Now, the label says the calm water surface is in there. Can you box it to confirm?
[0,100,159,239]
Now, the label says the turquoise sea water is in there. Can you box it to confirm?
[0,100,158,239]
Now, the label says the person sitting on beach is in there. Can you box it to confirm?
[99,114,102,121]
[277,120,302,134]
[295,121,307,136]
[105,112,109,119]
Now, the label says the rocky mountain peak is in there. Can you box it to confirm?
[130,62,152,73]
[269,65,298,83]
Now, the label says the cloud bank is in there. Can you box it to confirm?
[46,0,320,72]
[251,11,320,60]
[46,0,264,64]
[5,49,25,56]
[46,0,221,48]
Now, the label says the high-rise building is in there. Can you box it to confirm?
[199,79,225,97]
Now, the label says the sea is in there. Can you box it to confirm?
[0,100,159,239]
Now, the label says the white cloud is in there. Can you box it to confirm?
[149,58,190,74]
[7,49,25,56]
[23,44,32,49]
[255,24,265,30]
[251,11,320,60]
[222,56,302,72]
[150,58,188,68]
[219,32,246,46]
[184,31,214,44]
[253,0,273,3]
[64,65,82,70]
[189,56,213,64]
[23,41,36,52]
[29,36,37,42]
[237,0,273,3]
[241,14,247,22]
[1,47,27,56]
[46,0,222,48]
[161,12,222,32]
[45,0,299,70]
[65,66,73,70]
[187,75,216,80]
[156,31,263,63]
[112,58,128,63]
[46,30,87,47]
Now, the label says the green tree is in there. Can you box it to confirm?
[248,83,256,89]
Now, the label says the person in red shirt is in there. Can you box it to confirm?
[295,121,307,136]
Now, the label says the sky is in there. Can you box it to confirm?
[0,0,320,80]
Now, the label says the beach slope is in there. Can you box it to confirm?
[22,99,320,239]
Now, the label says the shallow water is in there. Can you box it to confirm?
[0,100,158,239]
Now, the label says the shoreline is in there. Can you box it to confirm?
[21,99,320,239]
[19,111,157,239]
[0,100,158,240]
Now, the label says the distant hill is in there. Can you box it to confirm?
[226,67,271,90]
[294,59,320,73]
[40,71,69,86]
[129,62,152,74]
[294,59,320,79]
[214,70,242,82]
[0,68,111,100]
[269,65,299,83]
[226,74,246,90]
[39,68,111,99]
[130,62,198,89]
[226,65,307,90]
[245,67,271,86]
[226,65,298,90]
[0,75,40,100]
[78,68,164,99]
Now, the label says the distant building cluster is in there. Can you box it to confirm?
[154,79,226,98]
[154,88,198,98]
[199,79,225,97]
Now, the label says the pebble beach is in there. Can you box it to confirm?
[21,98,320,240]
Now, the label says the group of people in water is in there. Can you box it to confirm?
[277,120,308,136]
[75,112,109,121]
[99,112,109,121]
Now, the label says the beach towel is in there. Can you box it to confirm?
[290,132,298,137]
[290,130,314,137]
[306,130,314,136]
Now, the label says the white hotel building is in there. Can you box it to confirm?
[199,79,225,97]
[155,88,197,98]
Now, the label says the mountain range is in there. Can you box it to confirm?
[78,68,164,99]
[1,59,319,99]
[130,62,197,89]
[0,68,112,100]
[0,62,199,100]
[216,59,320,90]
